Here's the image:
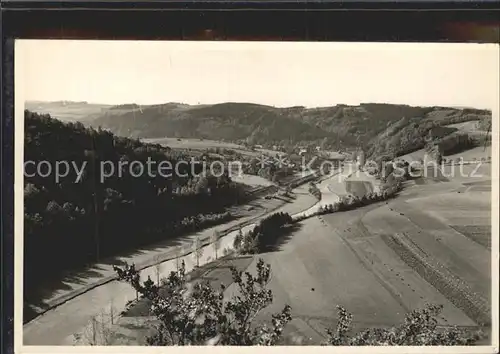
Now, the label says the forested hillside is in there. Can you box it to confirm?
[27,101,492,159]
[91,102,332,143]
[24,111,246,299]
[365,107,491,158]
[89,102,491,155]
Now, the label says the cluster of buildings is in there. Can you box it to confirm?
[249,138,370,170]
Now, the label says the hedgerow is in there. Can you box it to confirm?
[234,212,293,254]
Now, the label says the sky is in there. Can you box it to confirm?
[18,40,499,110]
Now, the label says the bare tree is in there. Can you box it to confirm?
[79,313,113,346]
[211,230,222,260]
[173,246,181,271]
[109,298,115,325]
[154,256,161,286]
[193,235,204,267]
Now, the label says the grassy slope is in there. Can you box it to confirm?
[399,144,492,164]
[446,146,492,161]
[445,120,491,136]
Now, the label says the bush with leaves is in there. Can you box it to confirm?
[323,304,483,346]
[113,263,142,301]
[114,259,292,345]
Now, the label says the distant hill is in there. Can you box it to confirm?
[89,102,331,144]
[27,101,491,158]
[25,101,112,123]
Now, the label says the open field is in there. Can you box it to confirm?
[446,146,492,161]
[229,215,409,344]
[450,225,491,250]
[230,174,274,187]
[445,120,491,136]
[398,144,492,165]
[406,190,491,226]
[142,137,282,158]
[363,200,491,325]
[142,137,246,150]
[237,207,480,344]
[446,120,481,131]
[404,188,491,257]
[236,171,491,343]
[440,162,491,185]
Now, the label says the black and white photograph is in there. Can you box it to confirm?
[15,40,498,350]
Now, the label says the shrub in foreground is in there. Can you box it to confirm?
[324,304,483,346]
[114,262,483,346]
[115,259,292,345]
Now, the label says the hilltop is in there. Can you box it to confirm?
[25,101,112,123]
